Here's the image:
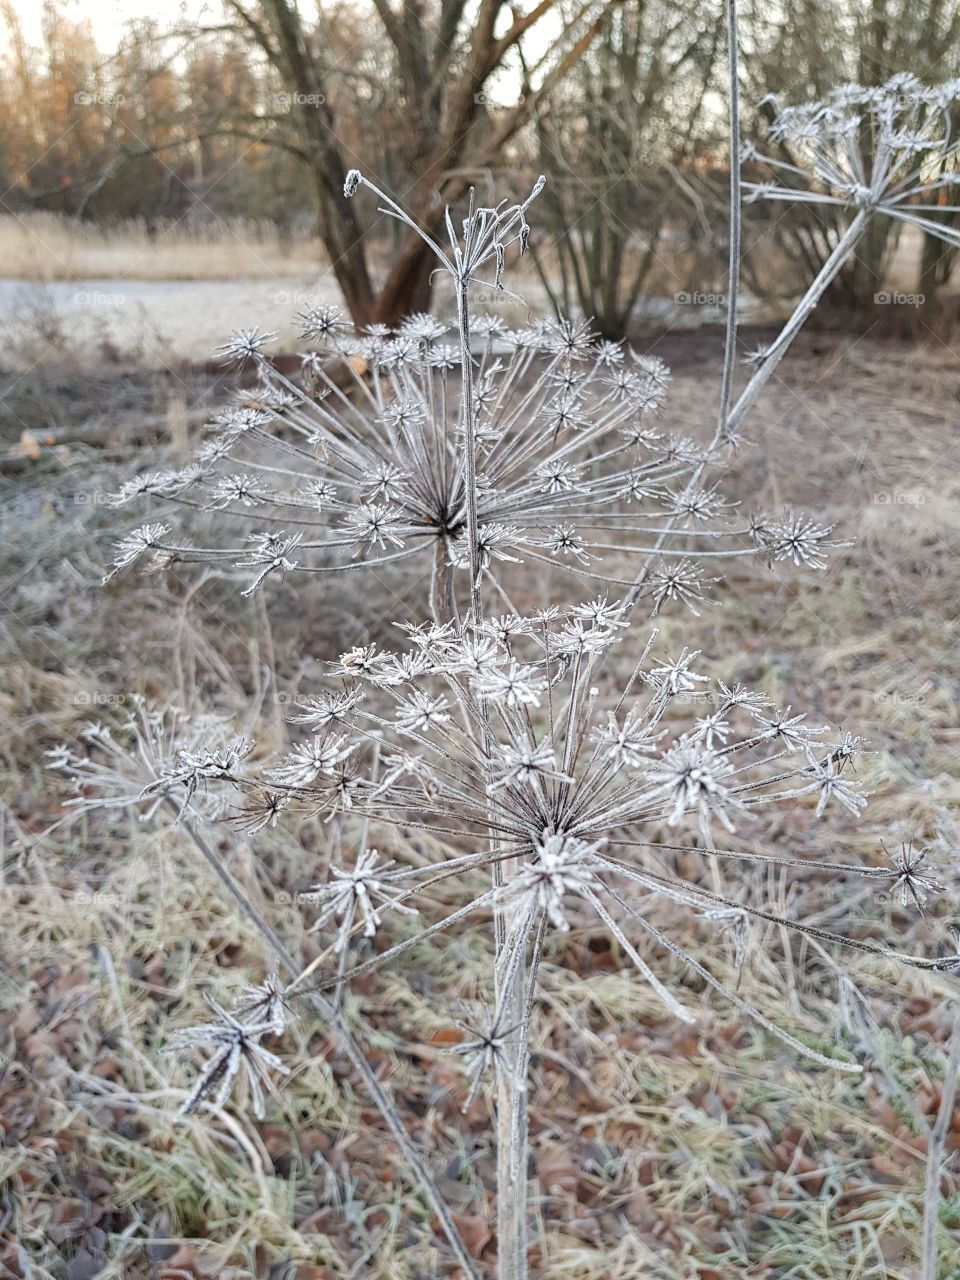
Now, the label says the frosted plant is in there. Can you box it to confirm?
[48,611,954,1181]
[302,848,418,954]
[104,176,843,621]
[104,311,836,615]
[234,968,289,1035]
[103,522,171,582]
[734,74,960,435]
[196,610,946,1076]
[747,75,960,224]
[44,696,249,824]
[51,600,954,1274]
[168,995,289,1119]
[449,1012,521,1111]
[881,840,945,912]
[54,27,958,1275]
[44,705,482,1278]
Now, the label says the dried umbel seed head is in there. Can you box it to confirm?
[123,608,933,1073]
[302,849,418,953]
[51,670,953,1121]
[234,969,291,1036]
[114,316,764,602]
[105,173,843,616]
[448,1012,522,1110]
[168,996,290,1119]
[102,523,171,583]
[503,833,605,932]
[642,738,740,832]
[215,328,278,365]
[880,840,944,912]
[745,76,960,254]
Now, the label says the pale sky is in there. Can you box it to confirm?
[6,1,565,105]
[10,0,209,51]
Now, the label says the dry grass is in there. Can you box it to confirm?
[0,213,327,282]
[1,327,959,1278]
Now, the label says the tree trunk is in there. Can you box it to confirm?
[262,0,377,326]
[918,225,958,301]
[373,231,437,326]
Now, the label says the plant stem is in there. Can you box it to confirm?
[453,274,504,940]
[623,0,744,608]
[718,0,741,442]
[455,271,528,1278]
[429,535,457,626]
[725,207,869,436]
[922,1014,960,1280]
[496,956,528,1280]
[456,278,483,628]
[173,806,481,1280]
[502,914,547,1278]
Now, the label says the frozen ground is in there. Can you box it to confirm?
[2,321,959,1277]
[0,276,343,364]
[0,273,784,368]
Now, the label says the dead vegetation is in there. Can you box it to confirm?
[1,328,959,1278]
[0,215,326,284]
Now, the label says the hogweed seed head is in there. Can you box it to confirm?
[168,996,289,1119]
[880,840,944,912]
[745,76,960,253]
[105,176,842,615]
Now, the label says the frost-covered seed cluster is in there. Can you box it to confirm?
[48,137,956,1183]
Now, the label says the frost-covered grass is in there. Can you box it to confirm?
[3,330,958,1278]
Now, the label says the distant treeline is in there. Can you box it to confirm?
[1,0,957,329]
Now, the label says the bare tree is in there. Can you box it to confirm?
[529,0,724,338]
[212,0,624,325]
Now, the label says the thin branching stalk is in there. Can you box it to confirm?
[922,1013,960,1280]
[456,276,482,626]
[718,0,741,443]
[172,806,481,1280]
[726,209,869,436]
[624,0,743,605]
